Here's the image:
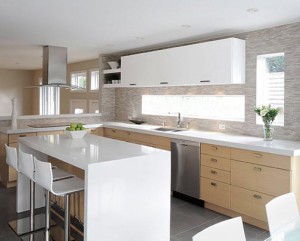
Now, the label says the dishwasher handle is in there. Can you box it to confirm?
[171,139,200,147]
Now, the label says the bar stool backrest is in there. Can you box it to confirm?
[33,157,54,193]
[266,192,299,234]
[192,217,246,241]
[5,144,18,171]
[18,149,34,180]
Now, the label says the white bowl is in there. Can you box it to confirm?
[108,61,119,69]
[65,130,87,139]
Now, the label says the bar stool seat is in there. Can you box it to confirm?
[52,177,84,195]
[34,157,84,241]
[53,168,75,181]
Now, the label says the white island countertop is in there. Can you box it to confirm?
[19,133,168,170]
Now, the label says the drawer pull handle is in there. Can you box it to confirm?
[19,135,26,137]
[211,170,217,175]
[253,194,262,199]
[160,82,168,85]
[211,158,218,162]
[253,167,262,171]
[211,146,218,150]
[254,153,262,158]
[112,130,116,133]
[210,182,217,187]
[129,83,136,86]
[200,80,211,83]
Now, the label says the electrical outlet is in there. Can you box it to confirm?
[219,124,226,130]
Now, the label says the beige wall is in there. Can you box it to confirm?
[32,59,100,114]
[0,69,34,116]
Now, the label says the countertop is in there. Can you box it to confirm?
[103,122,300,156]
[19,133,168,170]
[0,123,103,134]
[3,120,300,156]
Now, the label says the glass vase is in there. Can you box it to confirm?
[263,125,274,141]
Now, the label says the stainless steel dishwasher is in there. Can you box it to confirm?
[171,139,200,199]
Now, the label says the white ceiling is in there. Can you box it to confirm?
[0,0,300,70]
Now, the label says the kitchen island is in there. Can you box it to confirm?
[18,134,171,241]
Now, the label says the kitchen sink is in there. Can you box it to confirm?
[153,127,186,132]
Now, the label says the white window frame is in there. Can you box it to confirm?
[39,75,60,115]
[70,71,87,92]
[256,52,284,126]
[90,69,100,91]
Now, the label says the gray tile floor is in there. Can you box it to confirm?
[171,197,270,241]
[0,185,269,241]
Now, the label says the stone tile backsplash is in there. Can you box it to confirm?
[113,22,300,141]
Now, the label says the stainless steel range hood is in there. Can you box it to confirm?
[27,46,80,89]
[42,46,68,87]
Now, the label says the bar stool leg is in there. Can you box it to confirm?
[64,195,70,241]
[45,191,50,241]
[30,180,35,232]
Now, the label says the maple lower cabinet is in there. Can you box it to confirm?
[103,128,170,150]
[200,144,231,209]
[200,145,300,230]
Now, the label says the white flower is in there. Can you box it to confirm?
[260,109,268,117]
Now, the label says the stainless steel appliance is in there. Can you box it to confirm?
[171,139,200,198]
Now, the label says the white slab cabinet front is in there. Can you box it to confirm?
[121,37,245,87]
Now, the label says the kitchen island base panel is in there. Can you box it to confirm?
[18,135,171,241]
[204,202,269,230]
[85,153,171,241]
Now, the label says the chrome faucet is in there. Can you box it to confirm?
[168,112,182,128]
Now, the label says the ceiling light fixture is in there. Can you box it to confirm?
[246,8,259,13]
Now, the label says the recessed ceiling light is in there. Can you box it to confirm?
[181,24,192,28]
[136,37,145,40]
[247,8,259,13]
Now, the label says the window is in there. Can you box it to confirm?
[40,86,60,115]
[71,71,87,90]
[89,100,99,113]
[256,53,284,126]
[142,95,245,122]
[90,70,100,91]
[70,99,87,114]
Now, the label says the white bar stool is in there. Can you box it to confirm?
[17,149,75,237]
[34,157,84,241]
[5,144,40,236]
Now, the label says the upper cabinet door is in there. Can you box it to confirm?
[121,38,245,87]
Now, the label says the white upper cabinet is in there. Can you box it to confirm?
[121,38,245,87]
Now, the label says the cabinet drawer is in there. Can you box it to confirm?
[103,128,131,141]
[88,128,99,136]
[9,132,37,143]
[231,160,291,196]
[201,166,230,184]
[201,154,230,171]
[200,177,230,209]
[231,185,274,222]
[201,143,230,159]
[231,148,291,170]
